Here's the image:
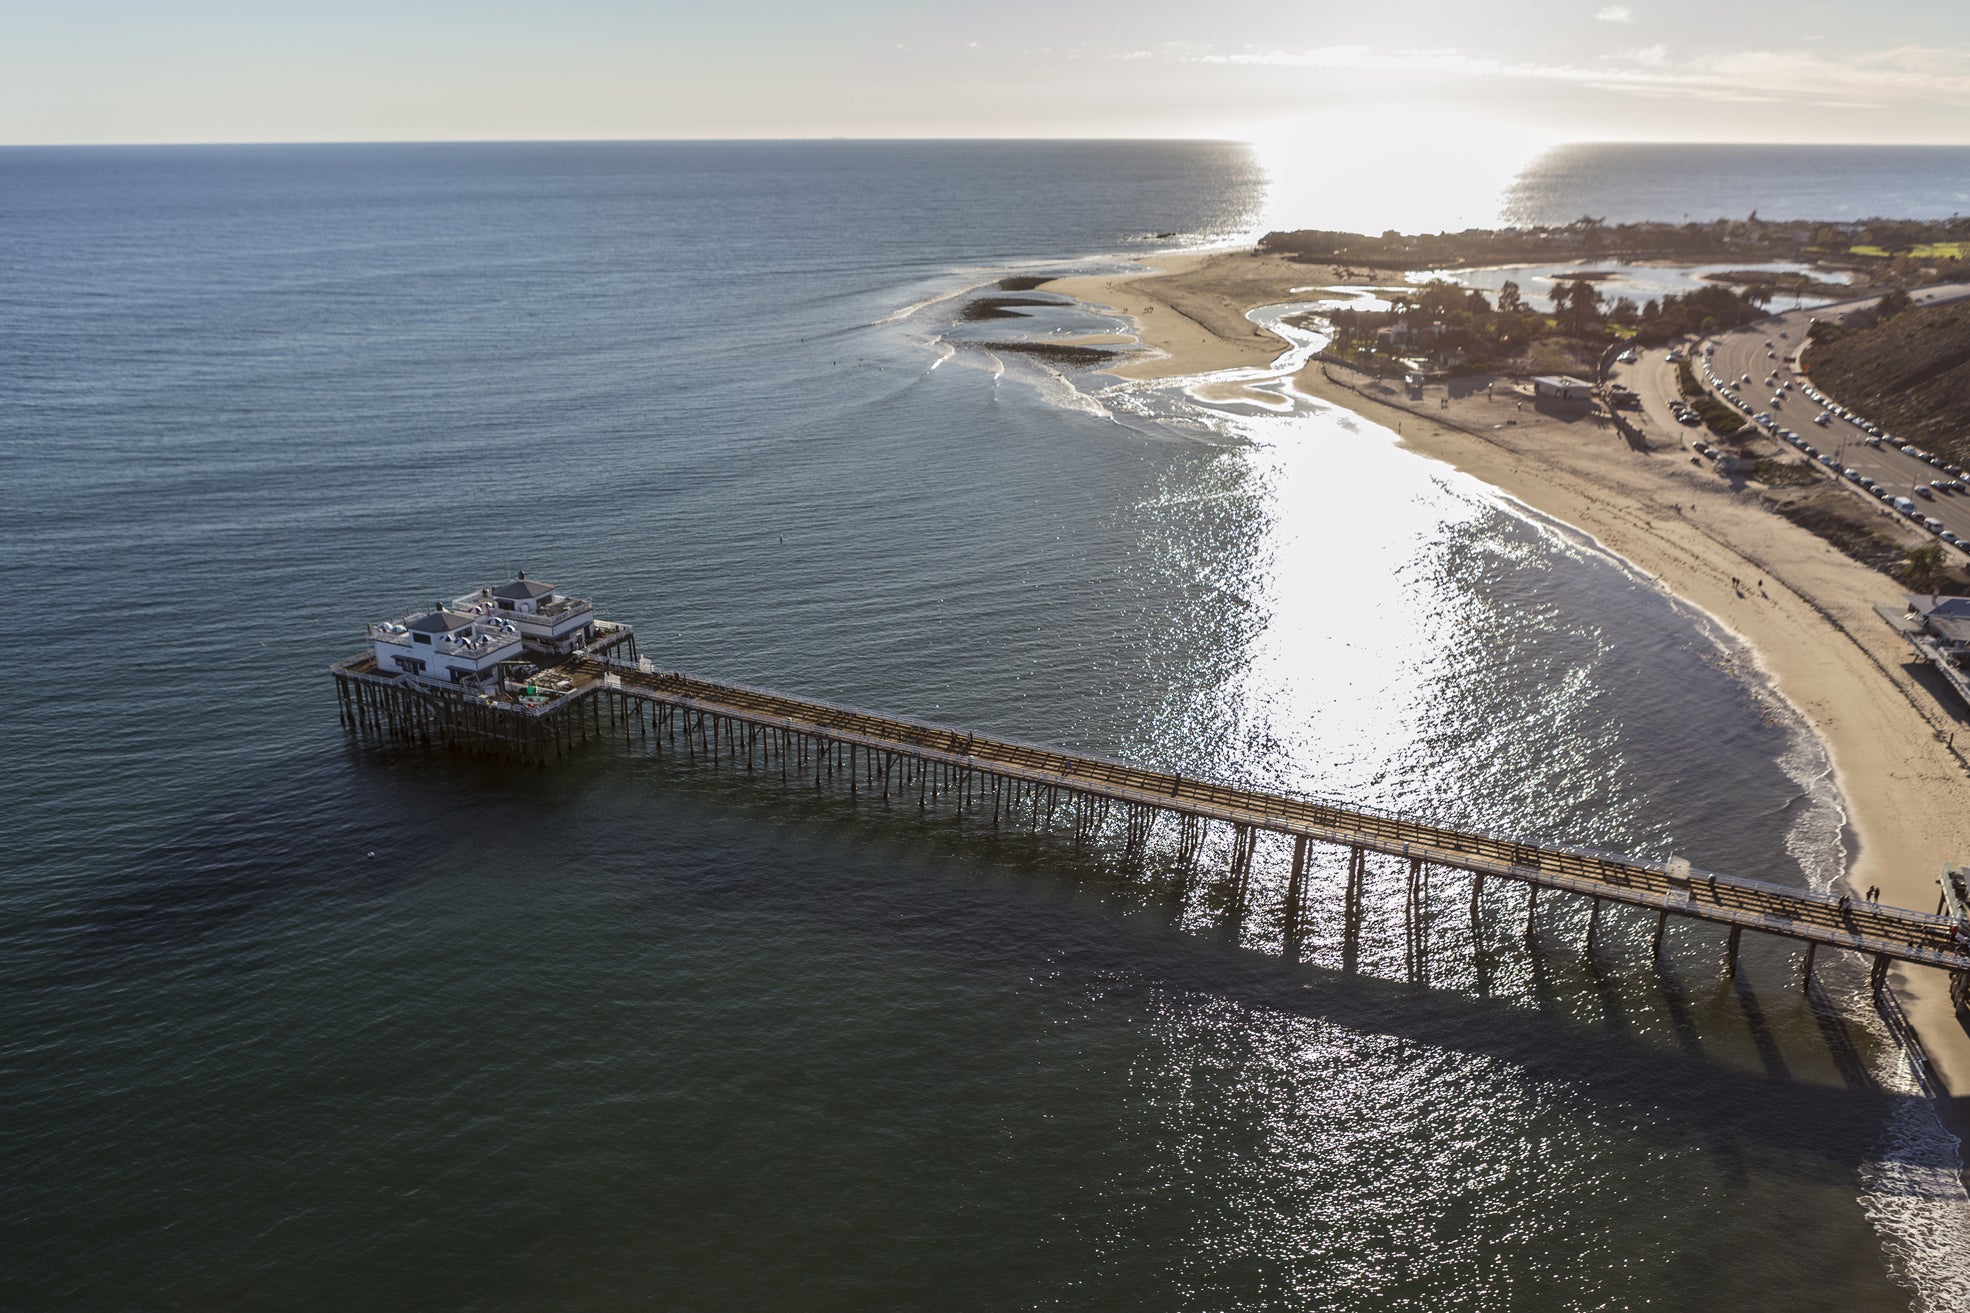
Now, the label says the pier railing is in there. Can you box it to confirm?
[331,644,1969,986]
[575,658,1970,977]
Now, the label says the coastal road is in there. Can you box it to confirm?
[1612,283,1970,559]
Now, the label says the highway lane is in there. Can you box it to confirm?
[1611,282,1970,561]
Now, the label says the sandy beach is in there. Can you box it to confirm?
[1046,251,1970,1107]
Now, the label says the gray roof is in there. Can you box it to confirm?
[491,577,556,601]
[1928,597,1970,620]
[405,609,476,634]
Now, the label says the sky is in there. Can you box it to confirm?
[7,0,1970,147]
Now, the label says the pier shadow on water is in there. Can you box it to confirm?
[6,739,1954,1313]
[27,739,1948,1186]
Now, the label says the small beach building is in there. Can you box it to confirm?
[1399,356,1446,387]
[1532,375,1594,401]
[1906,594,1970,664]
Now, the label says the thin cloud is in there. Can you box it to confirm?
[1190,41,1970,109]
[1596,6,1636,22]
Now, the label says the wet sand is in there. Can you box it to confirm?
[1046,251,1970,1102]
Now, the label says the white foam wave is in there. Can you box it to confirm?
[1015,357,1111,421]
[1859,1035,1970,1312]
[871,274,1001,327]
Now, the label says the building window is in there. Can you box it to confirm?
[392,656,427,674]
[413,632,431,645]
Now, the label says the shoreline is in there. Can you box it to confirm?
[1044,251,1970,1115]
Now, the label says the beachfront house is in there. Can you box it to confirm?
[1906,594,1970,667]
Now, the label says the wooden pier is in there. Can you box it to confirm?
[331,647,1970,1003]
[331,622,637,762]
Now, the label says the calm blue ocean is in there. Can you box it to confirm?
[1504,144,1970,227]
[1,140,1965,1311]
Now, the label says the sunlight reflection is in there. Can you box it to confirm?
[1248,112,1556,237]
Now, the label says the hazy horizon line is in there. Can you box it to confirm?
[6,134,1970,152]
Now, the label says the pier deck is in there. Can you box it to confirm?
[330,639,1970,990]
[572,659,1970,978]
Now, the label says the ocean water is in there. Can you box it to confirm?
[1257,139,1970,237]
[1,140,1965,1311]
[1503,144,1970,228]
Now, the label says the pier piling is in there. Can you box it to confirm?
[329,652,1970,998]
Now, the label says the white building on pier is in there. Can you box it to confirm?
[365,572,625,690]
[450,572,600,656]
[369,607,525,687]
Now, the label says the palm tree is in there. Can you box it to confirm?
[1557,278,1602,335]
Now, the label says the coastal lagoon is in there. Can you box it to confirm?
[3,140,1966,1310]
[1403,261,1853,314]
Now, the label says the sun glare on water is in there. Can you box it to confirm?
[1248,111,1558,238]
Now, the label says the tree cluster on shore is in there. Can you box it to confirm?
[1259,215,1970,278]
[1320,277,1773,373]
